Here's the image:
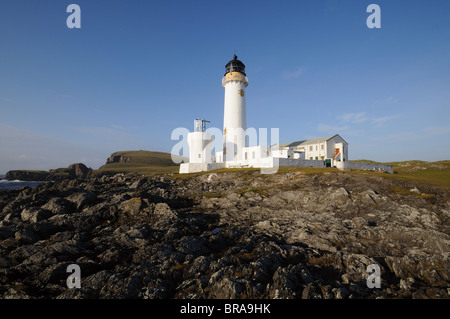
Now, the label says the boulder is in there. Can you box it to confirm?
[66,192,97,210]
[119,198,145,215]
[67,163,92,179]
[21,207,52,223]
[41,198,71,215]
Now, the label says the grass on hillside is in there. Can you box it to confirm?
[351,160,450,189]
[173,161,450,189]
[95,150,179,175]
[97,164,179,175]
[105,150,179,167]
[94,151,450,189]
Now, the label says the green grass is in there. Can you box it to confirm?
[350,159,383,164]
[97,165,179,175]
[94,151,450,190]
[95,150,179,175]
[388,160,450,189]
[275,166,340,174]
[172,161,449,189]
[351,160,450,189]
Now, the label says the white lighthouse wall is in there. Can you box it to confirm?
[223,81,247,130]
[223,80,247,161]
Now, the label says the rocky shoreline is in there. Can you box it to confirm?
[0,170,448,299]
[5,163,92,181]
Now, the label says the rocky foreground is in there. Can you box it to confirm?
[0,170,448,299]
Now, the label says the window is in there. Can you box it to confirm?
[198,154,201,158]
[309,146,313,151]
[321,144,324,150]
[315,145,318,151]
[245,152,247,160]
[252,151,255,159]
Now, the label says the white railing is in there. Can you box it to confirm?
[222,76,248,85]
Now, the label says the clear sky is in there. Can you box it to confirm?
[1,0,449,173]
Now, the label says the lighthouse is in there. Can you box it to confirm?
[222,55,248,162]
[176,55,383,174]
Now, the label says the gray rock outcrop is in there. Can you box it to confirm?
[0,170,448,299]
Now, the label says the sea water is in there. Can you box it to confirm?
[0,179,48,191]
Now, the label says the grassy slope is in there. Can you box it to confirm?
[96,150,179,175]
[95,151,449,189]
[350,160,450,189]
[175,161,450,189]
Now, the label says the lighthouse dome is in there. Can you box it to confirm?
[225,55,246,76]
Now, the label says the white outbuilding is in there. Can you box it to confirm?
[278,134,348,167]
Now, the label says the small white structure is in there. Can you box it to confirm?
[188,119,214,164]
[179,119,225,174]
[179,56,392,174]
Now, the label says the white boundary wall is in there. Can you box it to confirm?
[335,161,393,174]
[179,157,393,174]
[277,158,326,168]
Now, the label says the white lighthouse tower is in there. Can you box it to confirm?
[222,55,248,162]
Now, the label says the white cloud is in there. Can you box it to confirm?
[42,88,74,99]
[337,112,368,124]
[384,97,396,104]
[372,96,400,106]
[282,66,306,79]
[371,114,400,126]
[336,112,400,127]
[317,123,349,133]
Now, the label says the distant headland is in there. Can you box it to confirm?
[4,150,181,181]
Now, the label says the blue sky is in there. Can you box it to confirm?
[1,0,449,172]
